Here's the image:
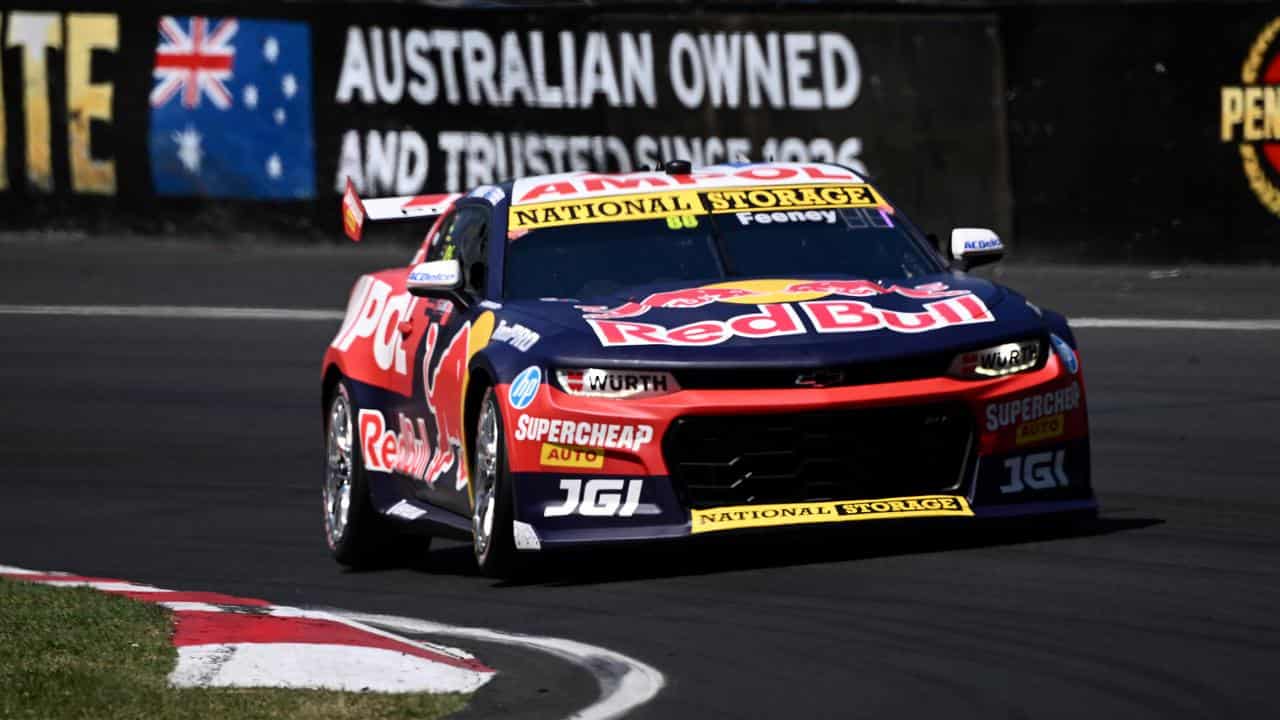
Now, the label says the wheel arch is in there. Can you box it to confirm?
[321,363,344,420]
[464,361,497,485]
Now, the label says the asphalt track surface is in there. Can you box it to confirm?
[3,236,1280,718]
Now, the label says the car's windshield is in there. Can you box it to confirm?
[503,204,942,301]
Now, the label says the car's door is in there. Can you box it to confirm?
[411,203,491,516]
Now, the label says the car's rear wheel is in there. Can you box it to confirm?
[324,380,396,567]
[472,388,516,577]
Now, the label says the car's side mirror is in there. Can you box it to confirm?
[950,228,1004,270]
[406,259,467,304]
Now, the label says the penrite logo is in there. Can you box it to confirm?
[1221,17,1280,217]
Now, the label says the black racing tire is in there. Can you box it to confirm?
[323,380,397,568]
[471,387,517,578]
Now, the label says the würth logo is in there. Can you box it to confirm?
[1221,17,1280,217]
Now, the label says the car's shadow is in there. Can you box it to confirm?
[374,512,1164,587]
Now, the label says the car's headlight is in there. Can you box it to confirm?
[555,368,680,398]
[948,339,1041,379]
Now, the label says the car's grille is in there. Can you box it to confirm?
[669,336,1049,390]
[671,353,953,390]
[663,403,973,509]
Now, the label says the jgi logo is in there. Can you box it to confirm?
[1001,450,1068,494]
[544,478,643,517]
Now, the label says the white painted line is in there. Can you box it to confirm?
[1070,317,1280,330]
[40,580,163,592]
[159,601,226,613]
[267,606,482,667]
[0,304,344,321]
[2,303,1279,331]
[339,611,666,720]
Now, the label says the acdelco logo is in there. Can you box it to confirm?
[1221,17,1280,216]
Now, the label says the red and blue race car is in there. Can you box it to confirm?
[322,162,1092,576]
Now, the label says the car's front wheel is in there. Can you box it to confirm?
[323,380,395,567]
[471,388,516,577]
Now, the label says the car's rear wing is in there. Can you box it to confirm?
[341,177,462,242]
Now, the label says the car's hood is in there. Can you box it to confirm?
[496,274,1045,368]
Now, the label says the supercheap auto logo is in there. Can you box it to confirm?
[1221,17,1280,217]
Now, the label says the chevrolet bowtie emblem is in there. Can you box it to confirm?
[795,369,845,387]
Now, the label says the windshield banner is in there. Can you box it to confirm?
[509,182,887,230]
[509,190,702,230]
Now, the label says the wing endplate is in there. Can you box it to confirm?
[341,177,461,242]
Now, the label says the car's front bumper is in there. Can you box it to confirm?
[498,349,1093,549]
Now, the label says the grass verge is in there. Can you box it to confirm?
[0,578,469,720]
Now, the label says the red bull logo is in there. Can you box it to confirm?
[357,408,436,479]
[588,296,994,347]
[356,319,489,489]
[577,279,969,320]
[580,279,994,347]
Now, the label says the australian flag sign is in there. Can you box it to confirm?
[148,17,315,199]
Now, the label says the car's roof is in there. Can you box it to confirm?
[505,162,869,207]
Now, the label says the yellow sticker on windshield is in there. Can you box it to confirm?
[702,184,884,213]
[665,214,699,230]
[509,190,703,231]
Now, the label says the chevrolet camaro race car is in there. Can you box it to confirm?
[321,161,1093,576]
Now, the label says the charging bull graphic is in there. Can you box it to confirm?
[577,279,970,320]
[354,323,471,488]
[578,286,758,319]
[420,322,470,489]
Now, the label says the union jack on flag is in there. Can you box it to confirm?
[150,16,237,109]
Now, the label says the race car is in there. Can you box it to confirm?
[321,161,1093,576]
